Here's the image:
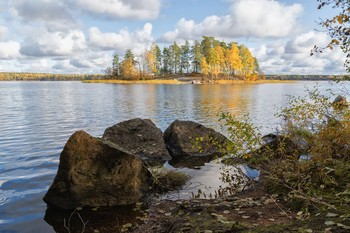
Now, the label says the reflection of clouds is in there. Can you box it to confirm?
[163,161,256,200]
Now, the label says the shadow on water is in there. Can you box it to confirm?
[44,204,146,233]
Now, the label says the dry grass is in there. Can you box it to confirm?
[150,167,190,192]
[216,80,296,85]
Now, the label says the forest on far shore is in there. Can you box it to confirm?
[0,72,103,81]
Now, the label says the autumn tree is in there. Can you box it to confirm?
[120,49,137,80]
[145,46,158,75]
[200,57,209,77]
[226,43,242,78]
[209,45,225,79]
[201,36,217,63]
[239,45,255,79]
[314,0,350,71]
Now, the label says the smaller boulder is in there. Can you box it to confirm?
[43,130,153,210]
[332,95,348,109]
[248,135,302,164]
[164,120,230,162]
[103,118,171,166]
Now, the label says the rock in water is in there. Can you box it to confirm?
[163,120,230,161]
[249,135,302,162]
[43,130,153,210]
[332,95,348,109]
[103,118,171,165]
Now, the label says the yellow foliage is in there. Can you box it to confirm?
[208,46,226,79]
[200,57,209,76]
[146,47,158,74]
[239,45,255,79]
[226,43,242,77]
[120,58,137,80]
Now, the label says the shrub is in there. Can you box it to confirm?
[220,87,350,212]
[150,167,190,193]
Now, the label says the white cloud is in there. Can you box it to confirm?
[9,0,77,31]
[255,31,346,74]
[52,60,76,71]
[0,25,7,39]
[88,23,154,55]
[230,0,303,37]
[20,29,87,57]
[162,0,303,42]
[52,52,112,73]
[73,0,162,20]
[69,52,111,69]
[0,41,20,59]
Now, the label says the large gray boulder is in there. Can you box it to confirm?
[103,118,171,165]
[164,120,230,162]
[43,130,153,210]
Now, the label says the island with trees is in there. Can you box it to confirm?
[105,36,264,82]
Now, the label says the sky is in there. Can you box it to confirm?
[0,0,347,75]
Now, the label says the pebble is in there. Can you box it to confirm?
[242,215,250,219]
[324,221,335,226]
[337,223,350,229]
[123,223,132,228]
[223,210,230,214]
[204,230,213,233]
[326,213,338,217]
[211,213,224,219]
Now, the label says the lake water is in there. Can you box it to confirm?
[0,81,346,232]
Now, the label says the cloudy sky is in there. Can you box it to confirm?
[0,0,346,74]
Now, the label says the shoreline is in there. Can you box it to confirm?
[83,79,309,85]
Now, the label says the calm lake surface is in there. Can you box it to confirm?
[0,81,347,232]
